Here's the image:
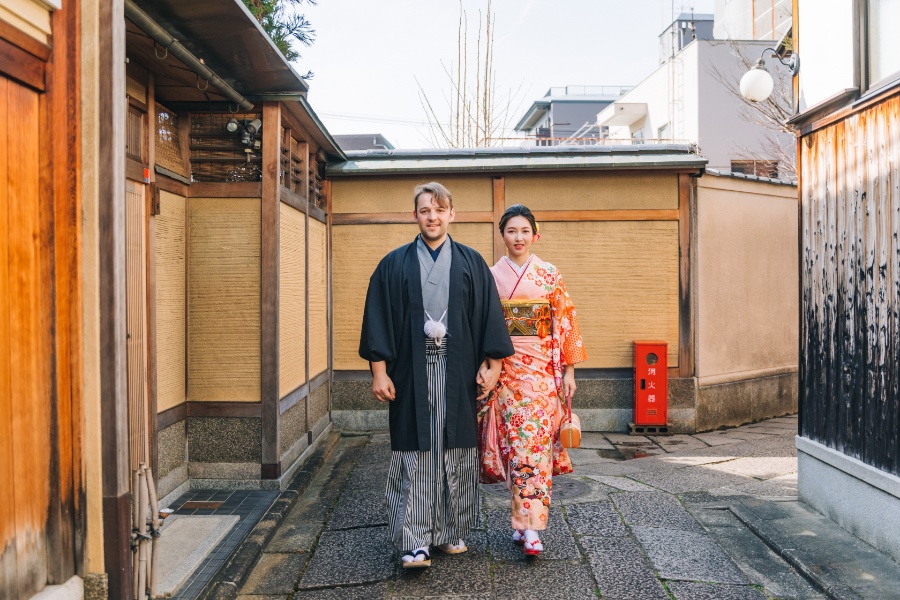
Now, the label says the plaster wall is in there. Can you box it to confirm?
[796,0,855,111]
[696,175,798,381]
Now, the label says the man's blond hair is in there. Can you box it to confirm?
[413,182,453,210]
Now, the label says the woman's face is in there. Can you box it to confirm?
[502,215,538,260]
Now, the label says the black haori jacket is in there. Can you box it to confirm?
[359,237,514,451]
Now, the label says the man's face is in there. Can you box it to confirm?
[414,192,455,245]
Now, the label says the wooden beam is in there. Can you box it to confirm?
[0,19,51,61]
[189,181,262,198]
[678,173,695,378]
[0,35,45,91]
[492,177,505,263]
[154,173,189,197]
[157,402,186,431]
[325,179,333,418]
[532,209,680,222]
[332,211,493,225]
[260,102,281,476]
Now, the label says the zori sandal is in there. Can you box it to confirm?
[523,538,543,556]
[401,547,431,568]
[512,529,525,545]
[437,539,468,554]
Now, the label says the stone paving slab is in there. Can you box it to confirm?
[300,526,396,588]
[294,583,390,599]
[692,432,742,446]
[611,491,704,532]
[666,581,768,600]
[391,531,491,597]
[703,456,797,480]
[484,507,580,561]
[579,535,668,600]
[580,432,615,450]
[586,475,655,492]
[327,488,388,530]
[631,526,749,584]
[566,448,619,465]
[653,434,711,453]
[625,463,752,494]
[239,552,306,595]
[564,501,628,537]
[492,559,597,600]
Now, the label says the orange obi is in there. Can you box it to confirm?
[501,299,551,337]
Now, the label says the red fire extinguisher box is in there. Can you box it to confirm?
[634,341,668,426]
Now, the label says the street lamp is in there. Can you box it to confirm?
[740,47,800,103]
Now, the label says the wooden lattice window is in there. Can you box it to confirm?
[155,105,187,179]
[280,127,306,193]
[126,105,146,163]
[190,112,263,183]
[309,158,325,209]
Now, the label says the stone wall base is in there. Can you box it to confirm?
[798,436,900,564]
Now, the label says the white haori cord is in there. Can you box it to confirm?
[423,309,448,346]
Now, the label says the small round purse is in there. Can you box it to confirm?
[560,392,581,449]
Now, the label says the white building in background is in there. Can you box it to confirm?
[599,6,795,177]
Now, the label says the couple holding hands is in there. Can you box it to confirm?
[360,181,586,568]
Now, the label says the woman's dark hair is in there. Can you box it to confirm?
[499,204,538,233]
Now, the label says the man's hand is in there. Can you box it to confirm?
[476,358,503,400]
[371,361,396,402]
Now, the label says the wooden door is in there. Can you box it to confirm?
[0,74,52,599]
[126,179,151,475]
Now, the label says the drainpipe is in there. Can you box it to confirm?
[124,0,255,111]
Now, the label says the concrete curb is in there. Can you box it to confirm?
[202,431,342,600]
[729,505,862,600]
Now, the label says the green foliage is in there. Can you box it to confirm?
[243,0,316,73]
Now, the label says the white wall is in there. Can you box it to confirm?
[714,0,753,39]
[605,40,794,172]
[797,0,855,111]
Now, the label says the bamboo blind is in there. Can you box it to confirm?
[536,221,680,368]
[125,180,150,472]
[505,172,678,211]
[308,219,328,377]
[155,191,186,412]
[190,112,262,183]
[279,203,306,397]
[188,198,261,400]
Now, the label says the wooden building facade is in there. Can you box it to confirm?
[793,0,900,565]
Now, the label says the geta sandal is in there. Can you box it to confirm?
[523,538,543,556]
[437,539,468,554]
[401,548,431,568]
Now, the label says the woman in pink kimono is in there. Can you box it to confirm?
[480,204,587,556]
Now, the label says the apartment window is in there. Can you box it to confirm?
[866,0,900,90]
[731,160,779,178]
[631,129,645,145]
[657,123,671,141]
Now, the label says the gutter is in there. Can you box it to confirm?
[124,0,254,111]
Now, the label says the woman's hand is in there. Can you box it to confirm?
[561,365,577,401]
[476,358,503,400]
[371,361,396,402]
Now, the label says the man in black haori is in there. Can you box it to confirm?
[359,182,513,568]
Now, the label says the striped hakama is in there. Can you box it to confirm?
[385,338,480,551]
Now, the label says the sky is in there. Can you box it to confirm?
[294,0,717,148]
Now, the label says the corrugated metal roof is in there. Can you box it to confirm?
[326,145,707,176]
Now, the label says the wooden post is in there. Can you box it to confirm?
[98,0,132,594]
[261,102,281,478]
[492,176,505,263]
[678,173,695,379]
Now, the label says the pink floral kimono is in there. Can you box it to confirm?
[488,254,587,530]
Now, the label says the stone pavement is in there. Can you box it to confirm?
[223,416,900,599]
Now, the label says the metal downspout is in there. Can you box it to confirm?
[123,0,255,111]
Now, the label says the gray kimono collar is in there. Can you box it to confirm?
[417,236,452,340]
